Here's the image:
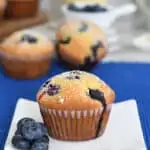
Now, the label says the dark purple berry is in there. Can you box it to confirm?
[12,134,31,150]
[89,89,106,107]
[47,84,60,96]
[36,135,49,143]
[78,22,88,32]
[38,123,48,136]
[15,129,22,137]
[20,34,37,44]
[31,142,48,150]
[59,36,71,44]
[17,118,35,133]
[22,121,46,141]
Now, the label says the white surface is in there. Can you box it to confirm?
[133,33,150,51]
[61,3,137,30]
[5,98,146,150]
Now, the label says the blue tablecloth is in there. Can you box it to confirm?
[0,61,150,149]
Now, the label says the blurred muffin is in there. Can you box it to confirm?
[56,20,107,70]
[37,71,115,141]
[0,0,6,20]
[0,30,54,79]
[5,0,38,19]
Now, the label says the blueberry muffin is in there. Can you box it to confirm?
[37,71,115,141]
[0,30,54,79]
[56,21,107,70]
[0,0,6,20]
[5,0,38,18]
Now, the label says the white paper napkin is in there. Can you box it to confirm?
[5,98,146,150]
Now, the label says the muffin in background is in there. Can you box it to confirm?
[0,0,6,20]
[0,30,54,79]
[56,20,108,70]
[5,0,39,19]
[37,71,115,141]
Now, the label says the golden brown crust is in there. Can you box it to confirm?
[37,71,115,110]
[56,20,107,66]
[0,31,54,60]
[0,30,54,79]
[2,58,50,79]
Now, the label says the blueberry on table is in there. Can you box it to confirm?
[22,121,46,141]
[31,142,48,150]
[38,122,49,136]
[36,135,49,143]
[15,129,21,136]
[17,118,35,133]
[12,134,31,150]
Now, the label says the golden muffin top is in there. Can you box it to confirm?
[37,71,115,110]
[0,31,54,60]
[56,20,107,65]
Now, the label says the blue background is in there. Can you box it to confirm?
[0,61,150,149]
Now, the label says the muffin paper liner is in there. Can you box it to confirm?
[40,104,112,141]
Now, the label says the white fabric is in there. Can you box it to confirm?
[5,98,146,150]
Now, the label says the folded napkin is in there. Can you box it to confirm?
[5,98,146,150]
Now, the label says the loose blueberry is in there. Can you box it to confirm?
[78,22,88,32]
[15,129,21,136]
[31,142,48,150]
[59,36,71,44]
[17,118,35,133]
[38,123,48,136]
[22,121,46,141]
[47,84,60,96]
[20,34,37,44]
[12,134,31,150]
[35,135,49,143]
[89,89,106,107]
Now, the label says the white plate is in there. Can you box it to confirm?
[5,98,146,150]
[133,33,150,52]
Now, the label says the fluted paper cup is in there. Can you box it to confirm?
[39,104,112,141]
